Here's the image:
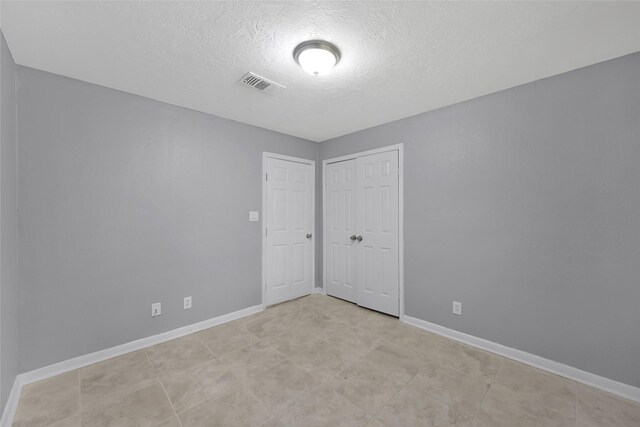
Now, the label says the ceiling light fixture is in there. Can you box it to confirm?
[293,40,341,76]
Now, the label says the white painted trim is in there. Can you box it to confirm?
[261,152,316,307]
[403,315,640,404]
[322,143,405,319]
[323,143,405,166]
[0,376,22,427]
[312,287,327,295]
[18,304,263,387]
[397,145,405,322]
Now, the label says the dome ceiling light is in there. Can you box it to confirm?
[293,40,341,76]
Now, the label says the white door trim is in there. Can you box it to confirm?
[322,143,404,320]
[262,152,316,308]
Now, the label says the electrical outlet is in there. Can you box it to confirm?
[183,296,192,310]
[452,301,462,316]
[151,302,162,317]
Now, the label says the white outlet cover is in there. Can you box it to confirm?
[453,301,462,316]
[183,296,192,310]
[249,211,259,222]
[152,302,162,317]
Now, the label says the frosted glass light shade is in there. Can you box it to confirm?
[293,40,341,76]
[298,48,337,75]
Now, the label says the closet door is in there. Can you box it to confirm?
[325,160,358,302]
[356,151,399,316]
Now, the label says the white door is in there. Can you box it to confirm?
[265,157,314,305]
[325,160,357,302]
[356,151,399,316]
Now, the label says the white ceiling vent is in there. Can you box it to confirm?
[240,72,285,95]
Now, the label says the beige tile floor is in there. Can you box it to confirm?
[13,294,640,427]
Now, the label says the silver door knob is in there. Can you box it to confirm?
[357,235,363,242]
[350,235,357,241]
[306,234,312,239]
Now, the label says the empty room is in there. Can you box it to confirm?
[1,1,639,426]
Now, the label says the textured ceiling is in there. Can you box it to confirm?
[2,1,640,142]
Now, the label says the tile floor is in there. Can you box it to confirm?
[12,294,640,427]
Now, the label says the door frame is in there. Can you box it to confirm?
[322,143,405,320]
[262,152,316,308]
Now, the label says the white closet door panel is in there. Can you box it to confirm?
[325,159,357,302]
[356,151,399,316]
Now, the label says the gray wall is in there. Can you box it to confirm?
[17,67,318,372]
[8,39,640,391]
[320,52,640,387]
[1,30,19,412]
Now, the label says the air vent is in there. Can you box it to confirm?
[240,72,285,95]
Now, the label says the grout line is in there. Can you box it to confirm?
[18,372,78,400]
[246,385,277,422]
[244,350,291,380]
[471,361,580,425]
[150,357,218,390]
[166,367,235,417]
[575,383,580,427]
[78,369,82,418]
[369,371,419,423]
[12,372,84,425]
[158,379,179,423]
[143,349,156,372]
[472,358,504,421]
[487,357,503,388]
[376,337,478,382]
[170,341,296,416]
[156,414,180,427]
[196,335,216,357]
[194,333,223,361]
[432,339,450,358]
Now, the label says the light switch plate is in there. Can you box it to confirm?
[249,211,259,222]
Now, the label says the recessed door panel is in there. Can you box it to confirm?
[381,185,390,233]
[363,245,374,293]
[292,242,306,284]
[330,243,341,284]
[293,190,306,231]
[380,247,391,296]
[344,190,353,231]
[272,244,287,288]
[273,190,287,231]
[344,243,353,288]
[364,187,374,232]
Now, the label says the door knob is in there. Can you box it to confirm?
[357,235,363,242]
[350,235,357,241]
[306,234,312,239]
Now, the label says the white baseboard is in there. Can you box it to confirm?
[1,376,22,427]
[313,287,326,295]
[18,304,264,387]
[403,315,640,404]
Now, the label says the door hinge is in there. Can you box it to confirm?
[266,173,268,181]
[265,228,268,236]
